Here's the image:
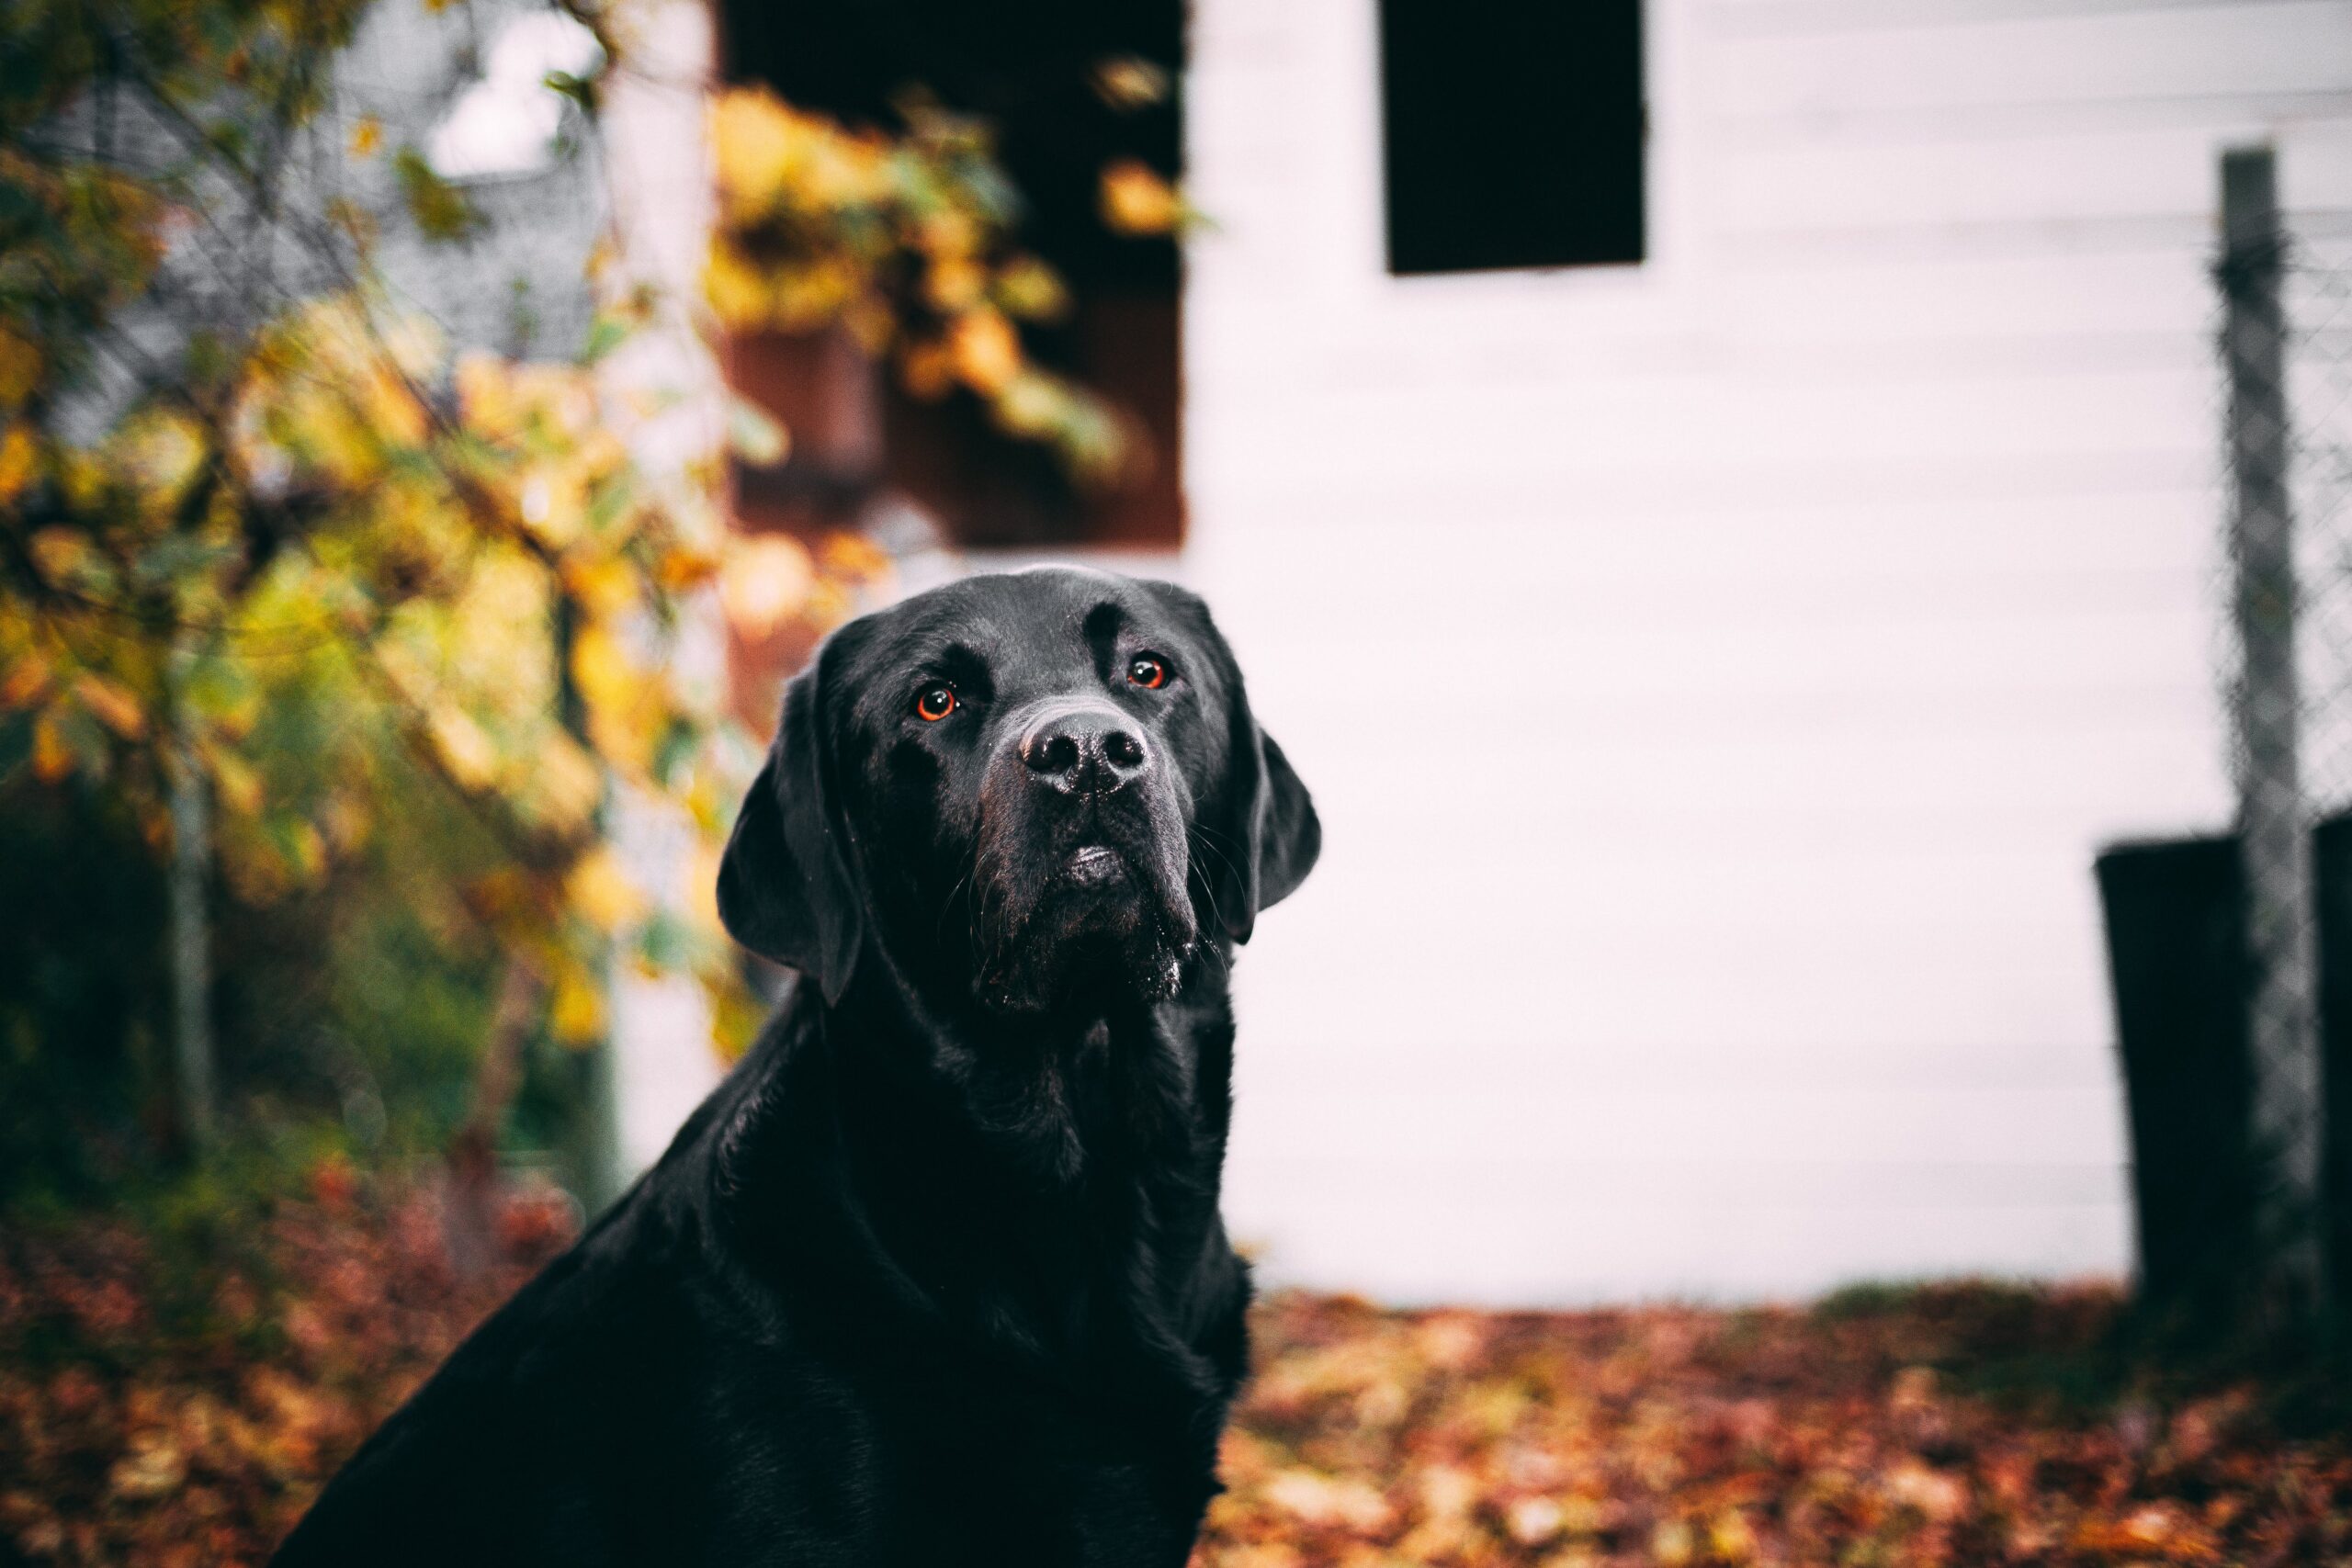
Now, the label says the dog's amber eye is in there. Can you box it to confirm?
[914,683,956,722]
[1126,654,1170,690]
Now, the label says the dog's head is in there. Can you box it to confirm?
[718,568,1318,1018]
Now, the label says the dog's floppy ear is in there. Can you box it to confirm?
[1249,728,1319,919]
[717,654,863,1004]
[1139,578,1320,943]
[1216,715,1320,945]
[1148,585,1319,944]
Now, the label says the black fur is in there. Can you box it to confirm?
[272,568,1319,1567]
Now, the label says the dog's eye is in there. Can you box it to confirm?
[1126,654,1170,690]
[913,683,956,722]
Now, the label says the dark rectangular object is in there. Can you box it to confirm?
[2314,815,2352,1312]
[2095,836,2256,1321]
[1377,0,1645,275]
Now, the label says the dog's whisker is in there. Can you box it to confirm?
[1182,852,1238,982]
[933,864,976,938]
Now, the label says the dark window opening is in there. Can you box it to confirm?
[718,0,1185,550]
[1378,0,1645,276]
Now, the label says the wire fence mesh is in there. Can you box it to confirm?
[2282,240,2352,817]
[2214,148,2352,1319]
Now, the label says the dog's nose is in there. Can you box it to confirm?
[1022,708,1151,795]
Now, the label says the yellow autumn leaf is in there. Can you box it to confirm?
[0,424,37,504]
[201,739,266,818]
[74,671,147,739]
[0,649,52,709]
[569,623,638,713]
[286,818,327,882]
[923,257,986,313]
[0,327,41,411]
[561,553,639,623]
[27,527,94,585]
[516,468,585,547]
[993,256,1069,323]
[1100,159,1182,235]
[708,981,769,1063]
[349,115,383,158]
[718,534,816,639]
[656,544,722,591]
[682,840,724,934]
[453,352,519,439]
[1091,55,1170,111]
[899,338,956,400]
[817,530,892,581]
[708,90,799,219]
[110,410,209,520]
[992,370,1072,440]
[30,711,72,782]
[769,258,863,333]
[567,846,648,931]
[356,364,429,450]
[915,209,979,262]
[703,244,773,329]
[948,309,1021,395]
[537,734,606,834]
[426,705,499,790]
[548,966,606,1045]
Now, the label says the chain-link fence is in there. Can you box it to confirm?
[2214,145,2352,1325]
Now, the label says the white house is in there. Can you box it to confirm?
[1181,0,2352,1304]
[615,0,2352,1304]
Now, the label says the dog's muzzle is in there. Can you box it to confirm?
[971,700,1195,1012]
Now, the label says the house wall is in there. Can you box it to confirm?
[1179,0,2352,1303]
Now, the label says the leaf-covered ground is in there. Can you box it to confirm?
[1204,1290,2352,1568]
[0,1176,573,1566]
[4,1185,2347,1566]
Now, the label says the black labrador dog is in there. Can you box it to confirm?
[273,567,1318,1567]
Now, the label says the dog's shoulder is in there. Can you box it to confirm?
[272,1185,728,1563]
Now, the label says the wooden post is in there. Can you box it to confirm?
[2219,144,2324,1325]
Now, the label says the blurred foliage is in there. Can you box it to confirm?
[0,0,933,1199]
[706,85,1172,490]
[0,0,1178,1211]
[1,0,1188,1201]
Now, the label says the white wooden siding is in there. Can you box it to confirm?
[1177,0,2352,1303]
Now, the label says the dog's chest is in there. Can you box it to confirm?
[703,1352,1225,1568]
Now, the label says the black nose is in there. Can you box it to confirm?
[1022,707,1151,795]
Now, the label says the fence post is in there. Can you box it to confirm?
[2219,143,2324,1325]
[166,637,216,1157]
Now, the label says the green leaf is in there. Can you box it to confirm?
[725,393,788,468]
[393,149,484,244]
[544,71,595,111]
[581,313,631,365]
